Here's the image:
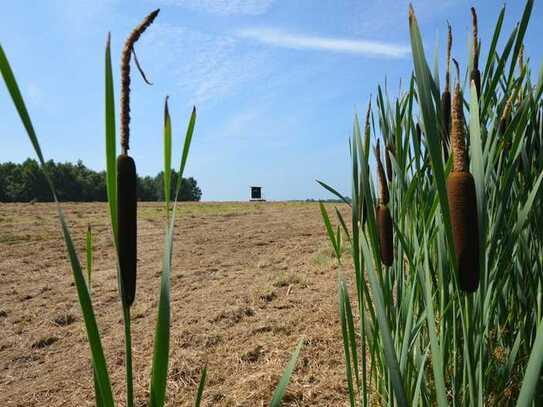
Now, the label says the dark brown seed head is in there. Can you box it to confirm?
[447,171,479,292]
[117,154,138,306]
[471,7,479,71]
[375,140,389,205]
[376,205,393,267]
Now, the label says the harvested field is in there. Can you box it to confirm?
[0,201,352,406]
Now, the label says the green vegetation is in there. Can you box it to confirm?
[0,159,202,202]
[320,1,543,405]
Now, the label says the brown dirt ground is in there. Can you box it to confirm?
[0,201,354,406]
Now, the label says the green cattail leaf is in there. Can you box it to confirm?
[163,96,172,213]
[507,0,533,82]
[469,80,486,278]
[360,234,409,406]
[481,24,518,118]
[105,34,118,244]
[334,206,351,243]
[174,107,197,198]
[316,179,351,206]
[319,201,339,260]
[194,366,207,407]
[338,280,357,407]
[0,44,115,407]
[269,338,304,407]
[86,225,93,286]
[408,7,456,279]
[482,5,505,89]
[149,107,197,407]
[516,317,543,407]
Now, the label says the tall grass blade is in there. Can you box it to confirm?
[194,366,207,407]
[104,33,117,244]
[516,317,543,407]
[149,107,197,406]
[0,43,115,407]
[163,96,172,214]
[269,338,304,407]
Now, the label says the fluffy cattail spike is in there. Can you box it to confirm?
[120,9,160,154]
[451,72,468,172]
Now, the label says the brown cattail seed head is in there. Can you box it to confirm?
[375,140,389,205]
[447,172,479,292]
[117,154,138,306]
[376,205,393,267]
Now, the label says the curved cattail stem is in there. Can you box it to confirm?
[470,7,481,98]
[120,9,160,154]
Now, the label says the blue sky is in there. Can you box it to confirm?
[1,0,541,201]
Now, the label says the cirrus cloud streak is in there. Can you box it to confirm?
[237,27,410,58]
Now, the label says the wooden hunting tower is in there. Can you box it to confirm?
[250,186,264,201]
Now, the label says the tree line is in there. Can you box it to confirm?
[0,159,202,202]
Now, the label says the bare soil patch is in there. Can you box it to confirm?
[0,202,352,406]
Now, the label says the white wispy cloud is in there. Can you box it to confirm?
[237,27,410,58]
[156,0,274,15]
[139,23,274,106]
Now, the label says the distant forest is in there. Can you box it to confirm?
[0,159,202,202]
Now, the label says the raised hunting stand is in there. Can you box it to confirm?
[250,186,265,201]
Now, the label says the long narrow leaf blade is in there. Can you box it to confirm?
[269,338,304,407]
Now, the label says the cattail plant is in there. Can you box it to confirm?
[117,9,159,307]
[441,23,452,158]
[470,7,481,99]
[447,60,480,292]
[375,140,393,267]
